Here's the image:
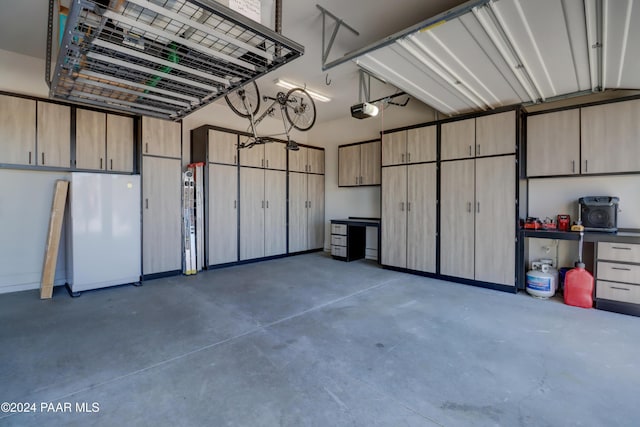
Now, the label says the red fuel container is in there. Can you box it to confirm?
[564,263,594,308]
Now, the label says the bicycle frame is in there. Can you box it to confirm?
[239,92,297,149]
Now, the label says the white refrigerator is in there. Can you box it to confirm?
[66,173,141,294]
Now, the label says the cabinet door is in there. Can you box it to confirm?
[475,156,515,286]
[381,166,407,268]
[338,145,360,186]
[407,163,437,273]
[407,125,436,163]
[440,159,475,279]
[264,141,287,170]
[307,173,325,250]
[208,129,237,165]
[475,110,515,157]
[142,117,181,158]
[288,172,307,252]
[76,109,106,170]
[581,99,640,174]
[106,114,134,172]
[0,94,36,165]
[142,156,182,274]
[381,131,406,166]
[308,148,325,174]
[240,167,265,260]
[208,164,238,265]
[527,109,579,176]
[289,146,307,172]
[441,118,475,160]
[239,143,264,168]
[37,102,70,168]
[360,140,381,185]
[264,170,286,256]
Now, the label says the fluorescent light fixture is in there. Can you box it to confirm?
[275,79,331,102]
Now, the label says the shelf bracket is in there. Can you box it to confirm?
[317,4,360,69]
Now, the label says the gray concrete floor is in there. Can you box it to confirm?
[1,252,639,426]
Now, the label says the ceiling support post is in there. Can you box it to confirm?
[316,4,360,69]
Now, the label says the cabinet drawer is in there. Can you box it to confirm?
[597,261,640,285]
[331,224,347,235]
[598,242,640,264]
[331,245,346,257]
[597,280,640,304]
[331,235,346,246]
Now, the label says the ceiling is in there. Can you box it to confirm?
[0,0,467,123]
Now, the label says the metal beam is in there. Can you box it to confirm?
[316,4,360,68]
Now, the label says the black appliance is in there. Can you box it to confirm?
[579,196,620,232]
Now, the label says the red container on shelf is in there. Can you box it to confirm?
[564,263,594,308]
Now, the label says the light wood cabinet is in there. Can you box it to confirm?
[0,94,36,166]
[338,144,361,186]
[265,170,287,256]
[440,156,515,286]
[208,164,238,265]
[475,110,516,157]
[289,147,307,173]
[407,163,437,273]
[381,166,407,268]
[240,167,265,261]
[581,99,640,174]
[308,148,325,174]
[307,173,325,249]
[527,109,580,176]
[475,156,515,285]
[142,116,181,158]
[288,172,307,252]
[37,102,70,168]
[289,146,324,173]
[440,159,475,280]
[208,129,237,165]
[239,144,263,168]
[265,142,287,170]
[76,109,106,170]
[338,140,380,186]
[382,131,406,166]
[106,114,134,172]
[441,118,475,161]
[407,125,437,163]
[142,156,182,275]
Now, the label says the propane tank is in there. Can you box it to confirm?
[526,262,556,298]
[540,259,559,291]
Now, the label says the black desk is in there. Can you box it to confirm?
[330,218,381,262]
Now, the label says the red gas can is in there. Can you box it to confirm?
[564,262,594,308]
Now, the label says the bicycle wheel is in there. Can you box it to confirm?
[284,88,316,131]
[225,81,260,118]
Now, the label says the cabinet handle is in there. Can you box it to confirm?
[477,202,480,213]
[407,202,411,211]
[467,202,471,213]
[585,160,588,172]
[308,201,311,208]
[401,153,405,163]
[42,152,45,165]
[266,159,269,168]
[360,176,363,184]
[261,159,264,167]
[145,143,148,153]
[611,267,631,271]
[572,160,575,173]
[469,145,472,156]
[304,201,308,208]
[145,199,149,209]
[233,155,236,164]
[355,176,358,185]
[100,158,103,169]
[262,200,264,209]
[29,151,32,164]
[476,144,480,156]
[234,200,237,209]
[266,200,269,208]
[611,246,631,250]
[407,152,411,163]
[611,286,630,291]
[110,159,113,170]
[401,202,405,211]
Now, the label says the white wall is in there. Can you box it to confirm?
[0,49,48,97]
[307,103,437,251]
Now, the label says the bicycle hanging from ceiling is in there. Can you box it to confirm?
[225,82,316,151]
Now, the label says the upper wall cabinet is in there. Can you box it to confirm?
[106,114,134,173]
[338,140,381,186]
[290,146,324,174]
[37,102,70,168]
[382,125,436,166]
[527,109,580,177]
[142,117,181,159]
[239,140,286,169]
[475,111,516,157]
[441,118,475,160]
[76,109,106,170]
[581,99,640,174]
[208,129,237,165]
[0,94,36,166]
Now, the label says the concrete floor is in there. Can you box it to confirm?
[1,252,639,426]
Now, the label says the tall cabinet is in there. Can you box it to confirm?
[141,117,182,276]
[440,110,516,287]
[381,124,438,273]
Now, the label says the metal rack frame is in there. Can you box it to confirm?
[47,0,304,120]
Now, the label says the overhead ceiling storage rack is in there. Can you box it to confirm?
[327,0,640,116]
[46,0,304,120]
